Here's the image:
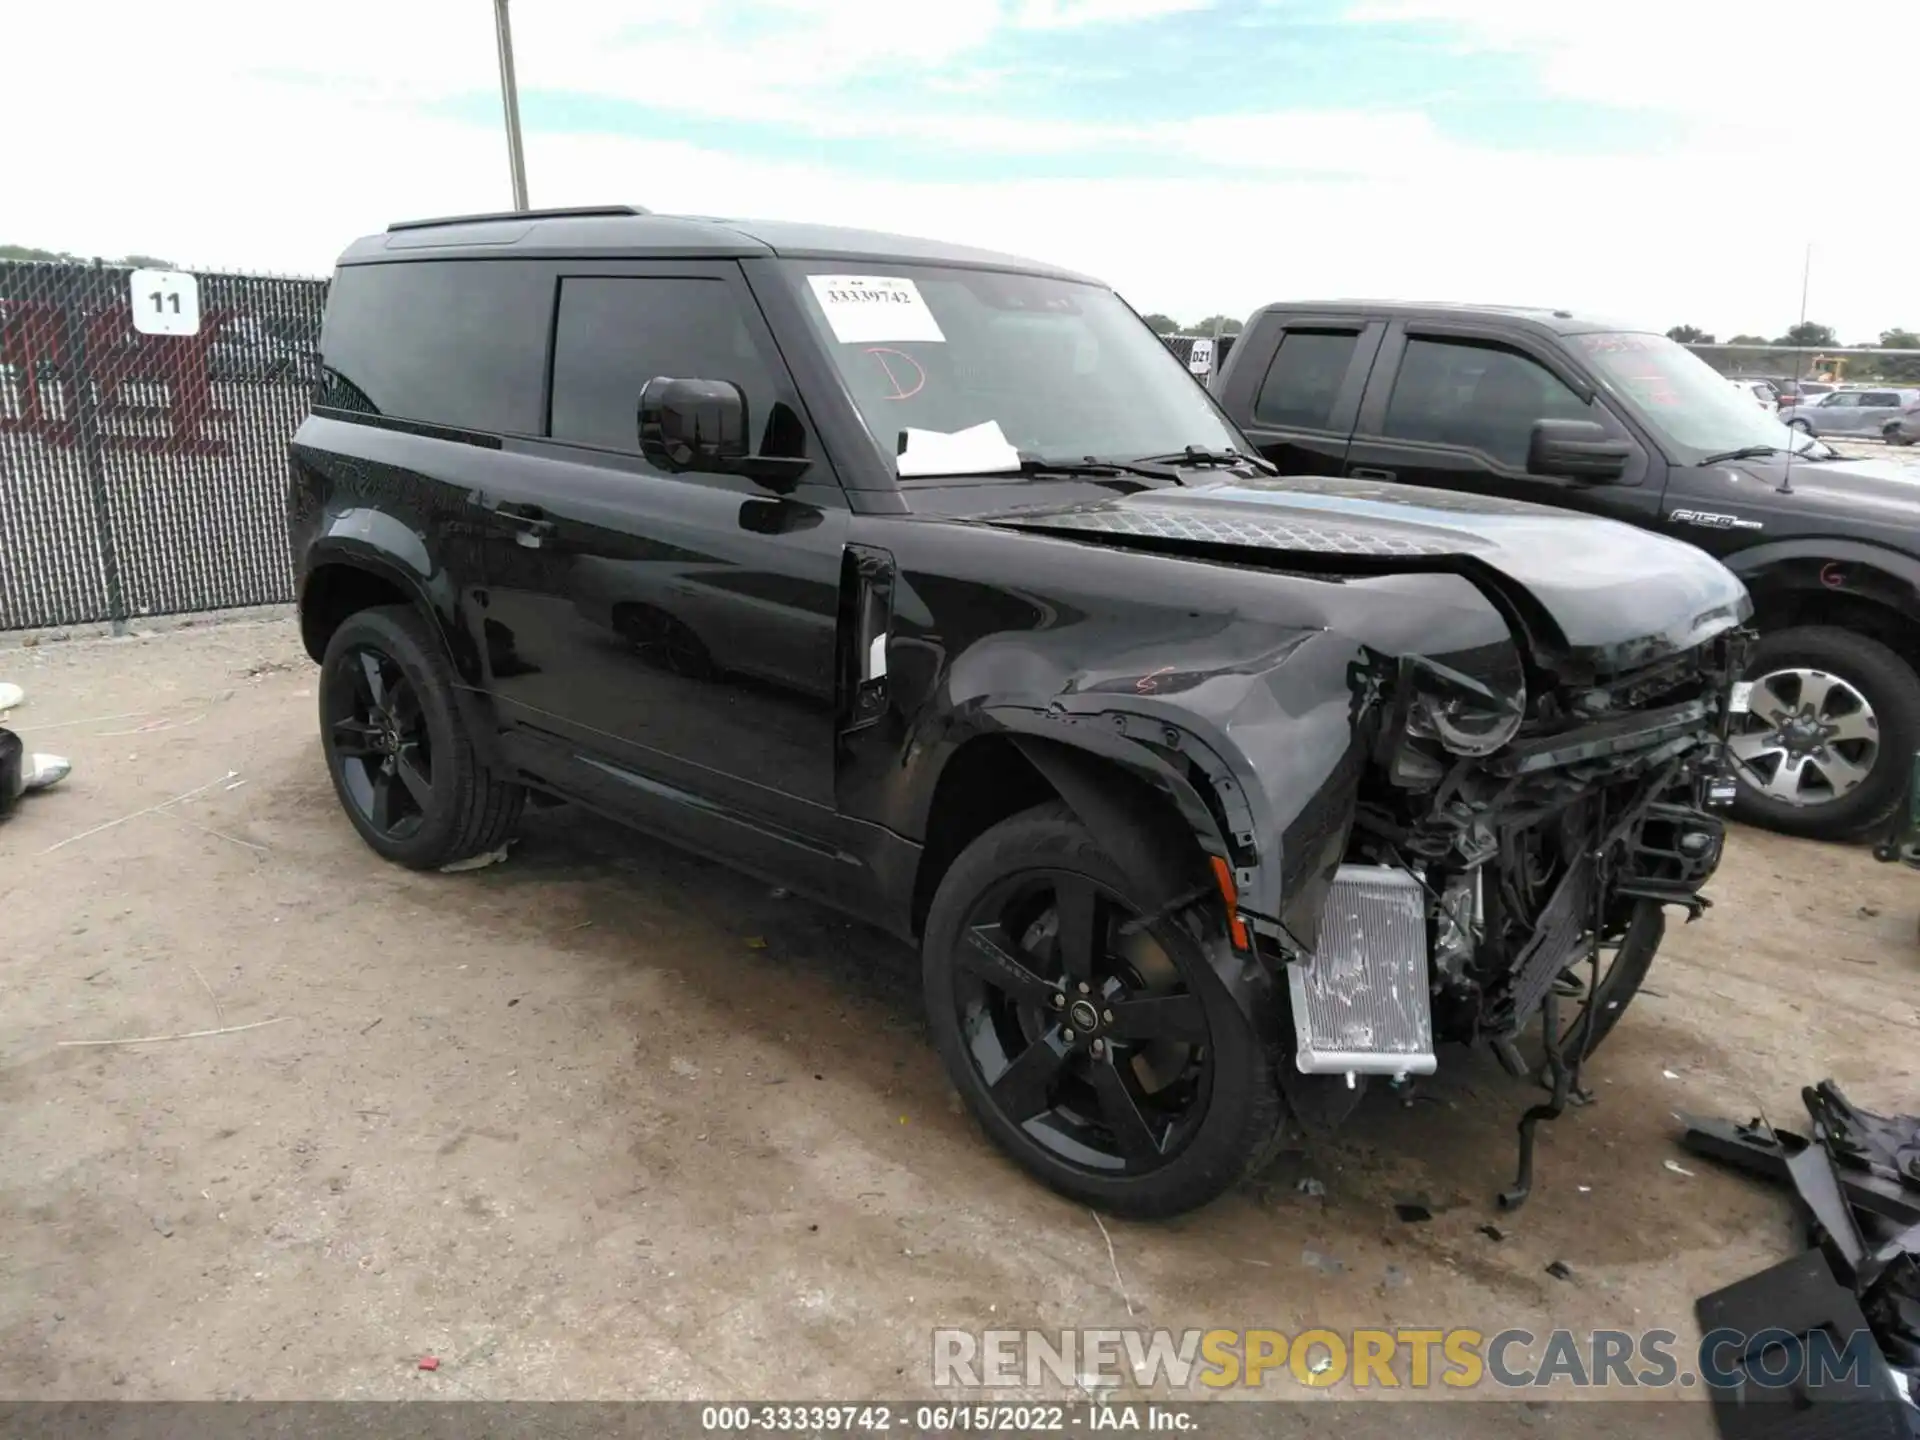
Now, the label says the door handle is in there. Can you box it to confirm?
[1350,467,1396,481]
[489,501,556,546]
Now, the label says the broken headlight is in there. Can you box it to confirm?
[1404,656,1527,758]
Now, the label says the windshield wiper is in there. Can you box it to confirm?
[1017,454,1186,486]
[1697,444,1789,466]
[1698,441,1827,467]
[1130,445,1278,475]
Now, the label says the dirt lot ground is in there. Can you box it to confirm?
[1,615,1915,1430]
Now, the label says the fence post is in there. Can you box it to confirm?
[62,262,128,633]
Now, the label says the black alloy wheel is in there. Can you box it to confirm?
[923,803,1286,1218]
[317,605,524,869]
[955,868,1214,1177]
[326,647,434,843]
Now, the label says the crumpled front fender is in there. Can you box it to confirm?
[995,626,1374,954]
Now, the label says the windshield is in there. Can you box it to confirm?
[1572,331,1822,460]
[782,261,1243,477]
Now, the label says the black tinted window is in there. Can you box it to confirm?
[318,261,550,433]
[1382,338,1590,467]
[549,277,777,453]
[1252,330,1358,430]
[1860,392,1900,407]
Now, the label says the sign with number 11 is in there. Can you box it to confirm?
[130,269,201,336]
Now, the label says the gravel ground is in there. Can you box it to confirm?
[0,618,1914,1428]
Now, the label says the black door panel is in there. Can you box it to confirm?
[475,262,856,876]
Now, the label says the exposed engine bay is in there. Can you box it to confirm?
[1295,625,1752,1205]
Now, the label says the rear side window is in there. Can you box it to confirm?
[317,261,550,433]
[549,277,778,453]
[1860,391,1900,407]
[1251,330,1358,430]
[1382,337,1590,468]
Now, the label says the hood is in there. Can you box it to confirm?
[1720,452,1920,526]
[977,475,1750,673]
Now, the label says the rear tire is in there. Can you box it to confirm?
[318,605,524,869]
[922,801,1286,1218]
[1883,423,1910,446]
[1730,626,1920,842]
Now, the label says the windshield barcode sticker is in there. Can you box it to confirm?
[807,275,946,345]
[1729,681,1753,714]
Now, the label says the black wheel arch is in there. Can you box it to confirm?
[1729,541,1920,672]
[298,547,510,773]
[909,716,1285,1048]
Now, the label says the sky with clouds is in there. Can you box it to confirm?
[6,0,1916,341]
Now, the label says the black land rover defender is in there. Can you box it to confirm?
[1214,303,1920,843]
[290,208,1749,1216]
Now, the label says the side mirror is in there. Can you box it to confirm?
[638,376,750,473]
[637,377,812,491]
[1527,419,1631,483]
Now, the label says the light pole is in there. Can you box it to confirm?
[494,0,530,210]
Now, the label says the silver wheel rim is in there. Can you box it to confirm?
[1727,667,1879,807]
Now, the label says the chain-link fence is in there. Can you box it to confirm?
[1162,332,1238,385]
[1,260,325,632]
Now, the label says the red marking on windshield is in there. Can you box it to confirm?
[865,347,925,401]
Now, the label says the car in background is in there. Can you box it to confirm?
[1886,397,1920,446]
[1774,379,1837,407]
[1781,387,1920,440]
[1727,378,1778,411]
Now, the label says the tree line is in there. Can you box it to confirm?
[1141,313,1242,336]
[1666,322,1920,350]
[2,243,177,268]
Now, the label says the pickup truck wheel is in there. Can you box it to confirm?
[1728,626,1920,841]
[319,605,525,869]
[922,802,1284,1218]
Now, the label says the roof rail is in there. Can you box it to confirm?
[386,204,650,233]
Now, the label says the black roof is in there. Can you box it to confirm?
[1247,298,1651,337]
[338,207,1101,284]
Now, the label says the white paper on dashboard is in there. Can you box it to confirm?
[895,420,1022,478]
[807,275,946,344]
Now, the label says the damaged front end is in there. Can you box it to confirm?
[1324,625,1751,1204]
[970,481,1754,1202]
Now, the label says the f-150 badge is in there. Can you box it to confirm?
[1668,509,1763,531]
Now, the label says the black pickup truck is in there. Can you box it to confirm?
[1213,304,1920,842]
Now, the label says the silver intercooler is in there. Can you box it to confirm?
[1286,865,1437,1079]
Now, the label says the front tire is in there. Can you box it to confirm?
[1729,626,1920,841]
[318,605,524,869]
[1787,417,1814,433]
[922,802,1286,1218]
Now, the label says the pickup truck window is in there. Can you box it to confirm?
[1252,330,1358,430]
[1572,331,1819,459]
[549,277,778,453]
[1381,337,1589,468]
[781,261,1237,475]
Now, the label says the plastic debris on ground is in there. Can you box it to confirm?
[440,844,511,874]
